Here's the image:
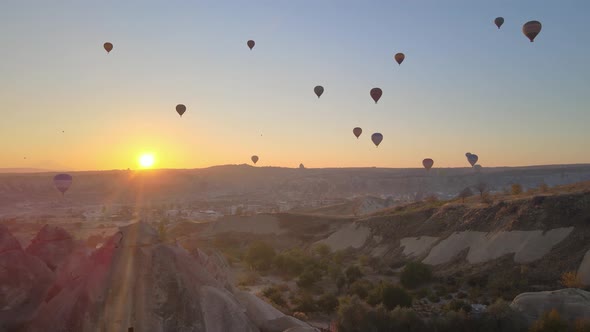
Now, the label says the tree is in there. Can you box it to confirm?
[400,262,433,289]
[381,284,413,310]
[345,266,364,285]
[458,187,473,203]
[474,182,488,198]
[529,309,569,332]
[245,241,276,271]
[511,184,523,195]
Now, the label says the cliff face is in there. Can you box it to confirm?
[25,224,76,270]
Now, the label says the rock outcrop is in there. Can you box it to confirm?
[26,222,311,332]
[0,225,54,331]
[510,288,590,322]
[25,224,75,270]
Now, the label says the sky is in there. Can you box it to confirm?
[1,0,589,171]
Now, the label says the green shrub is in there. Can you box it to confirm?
[348,279,372,300]
[427,294,440,303]
[345,265,364,285]
[312,243,331,259]
[273,248,309,276]
[245,241,276,271]
[336,296,426,332]
[445,299,471,313]
[317,293,339,314]
[296,267,322,289]
[529,309,569,332]
[400,262,433,289]
[262,286,286,306]
[381,283,413,310]
[293,292,317,313]
[511,183,523,195]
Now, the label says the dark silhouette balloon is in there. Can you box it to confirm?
[353,127,362,139]
[423,158,434,170]
[314,86,324,98]
[371,133,383,147]
[247,40,255,50]
[467,154,479,167]
[394,53,405,65]
[103,42,113,53]
[370,88,382,104]
[494,17,504,29]
[53,173,73,196]
[176,104,186,117]
[251,155,259,164]
[523,21,542,42]
[465,152,472,157]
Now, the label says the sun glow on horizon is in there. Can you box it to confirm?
[138,153,155,169]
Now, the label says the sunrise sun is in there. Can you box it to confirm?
[138,153,155,169]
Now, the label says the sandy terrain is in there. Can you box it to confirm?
[316,222,371,251]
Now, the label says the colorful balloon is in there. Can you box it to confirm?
[394,53,405,65]
[522,21,542,42]
[103,42,113,53]
[176,104,186,117]
[494,17,504,29]
[53,174,72,195]
[467,154,479,167]
[247,40,255,50]
[251,155,259,164]
[422,158,434,170]
[314,86,324,98]
[371,133,383,147]
[353,127,362,139]
[370,88,382,104]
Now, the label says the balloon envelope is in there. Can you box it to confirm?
[394,53,405,65]
[494,17,504,29]
[371,133,383,147]
[103,42,113,53]
[370,88,382,104]
[247,40,255,50]
[176,104,186,117]
[465,152,472,157]
[422,158,434,170]
[251,155,259,164]
[467,154,479,167]
[353,127,362,139]
[53,174,72,195]
[314,86,324,98]
[522,21,542,42]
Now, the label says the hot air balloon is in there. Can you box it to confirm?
[371,133,383,147]
[423,158,434,171]
[53,174,72,196]
[394,53,405,65]
[522,21,542,42]
[176,104,186,117]
[494,17,504,29]
[370,88,382,104]
[314,86,324,98]
[465,152,472,157]
[353,127,362,139]
[103,42,113,53]
[251,155,259,164]
[467,154,479,167]
[474,164,483,172]
[247,40,255,50]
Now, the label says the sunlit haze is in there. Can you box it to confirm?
[1,1,589,171]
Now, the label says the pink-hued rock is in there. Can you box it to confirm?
[0,225,54,331]
[26,225,75,270]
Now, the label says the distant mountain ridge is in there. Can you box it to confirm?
[0,168,54,174]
